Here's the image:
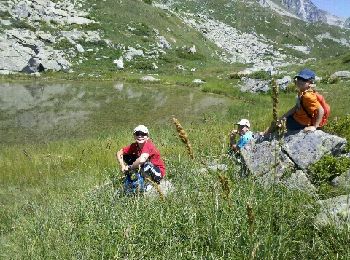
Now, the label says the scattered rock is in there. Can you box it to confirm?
[76,44,85,53]
[282,170,316,194]
[282,130,347,170]
[176,65,186,70]
[157,36,171,49]
[140,75,159,82]
[113,57,124,69]
[124,47,144,61]
[276,76,292,90]
[316,195,350,227]
[188,45,196,54]
[239,78,270,93]
[330,71,350,80]
[192,79,206,84]
[144,179,174,198]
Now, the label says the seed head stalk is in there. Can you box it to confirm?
[172,117,194,159]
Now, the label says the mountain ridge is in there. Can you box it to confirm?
[0,0,349,76]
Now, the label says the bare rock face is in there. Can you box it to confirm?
[0,0,98,74]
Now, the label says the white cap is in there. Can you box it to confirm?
[236,119,250,128]
[133,125,149,134]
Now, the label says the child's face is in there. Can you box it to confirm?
[134,131,149,144]
[237,125,249,135]
[295,77,311,91]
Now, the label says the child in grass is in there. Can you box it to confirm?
[116,125,165,185]
[229,119,253,153]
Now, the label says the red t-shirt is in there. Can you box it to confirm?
[122,139,166,177]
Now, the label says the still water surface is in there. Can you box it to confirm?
[0,81,231,144]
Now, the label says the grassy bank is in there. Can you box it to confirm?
[1,90,350,258]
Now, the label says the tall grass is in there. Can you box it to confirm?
[1,121,350,259]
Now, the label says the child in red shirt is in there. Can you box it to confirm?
[116,125,165,185]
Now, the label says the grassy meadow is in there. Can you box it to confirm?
[1,0,350,258]
[1,77,350,259]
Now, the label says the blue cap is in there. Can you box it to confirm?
[294,68,316,82]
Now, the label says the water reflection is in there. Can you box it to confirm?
[0,81,230,144]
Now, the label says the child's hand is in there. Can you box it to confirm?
[122,165,130,173]
[230,129,238,135]
[303,126,316,132]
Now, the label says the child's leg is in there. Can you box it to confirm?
[141,162,162,184]
[286,115,305,131]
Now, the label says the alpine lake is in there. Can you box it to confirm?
[0,81,232,145]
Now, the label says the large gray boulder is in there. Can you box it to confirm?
[282,130,347,170]
[240,130,347,188]
[241,139,295,179]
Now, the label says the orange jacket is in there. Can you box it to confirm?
[293,90,321,126]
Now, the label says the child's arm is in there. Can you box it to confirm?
[129,153,150,170]
[280,105,297,120]
[116,149,129,172]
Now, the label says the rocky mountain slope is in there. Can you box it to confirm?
[0,0,349,76]
[262,0,349,28]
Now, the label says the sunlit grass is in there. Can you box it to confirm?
[1,111,350,258]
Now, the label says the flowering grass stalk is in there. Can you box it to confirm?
[172,117,194,159]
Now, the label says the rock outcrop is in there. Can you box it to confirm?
[0,0,100,74]
[240,130,347,188]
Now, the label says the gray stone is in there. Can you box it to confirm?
[316,195,350,227]
[241,139,295,179]
[188,45,196,54]
[192,79,206,84]
[113,57,124,69]
[276,76,292,90]
[331,169,350,189]
[240,78,270,93]
[124,47,144,61]
[240,131,347,191]
[144,179,174,198]
[76,44,85,53]
[1,20,12,26]
[22,56,45,74]
[330,71,350,79]
[282,130,347,170]
[140,76,159,82]
[157,36,171,49]
[282,170,316,193]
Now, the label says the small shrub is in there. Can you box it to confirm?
[143,0,152,4]
[327,76,340,84]
[175,49,204,61]
[342,53,350,63]
[308,155,350,186]
[249,70,271,80]
[11,18,35,30]
[323,115,350,150]
[54,38,74,49]
[132,60,155,70]
[228,73,242,79]
[132,23,152,37]
[283,82,296,93]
